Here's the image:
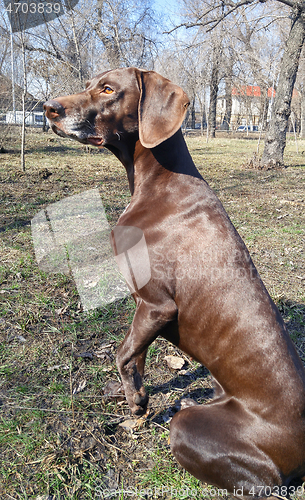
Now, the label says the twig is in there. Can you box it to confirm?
[150,421,169,432]
[4,405,73,413]
[88,427,129,457]
[291,112,299,154]
[24,458,45,465]
[69,348,75,423]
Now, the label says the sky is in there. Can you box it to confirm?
[153,0,181,26]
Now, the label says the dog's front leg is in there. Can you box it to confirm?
[117,298,177,415]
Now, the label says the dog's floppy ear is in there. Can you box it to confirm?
[135,69,190,149]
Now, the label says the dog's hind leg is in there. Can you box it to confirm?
[170,398,282,499]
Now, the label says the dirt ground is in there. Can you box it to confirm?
[0,127,304,499]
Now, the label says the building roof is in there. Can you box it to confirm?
[232,85,299,98]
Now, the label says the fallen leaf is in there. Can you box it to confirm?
[15,335,27,343]
[55,304,69,315]
[164,355,185,370]
[47,365,69,371]
[73,379,87,395]
[103,381,125,401]
[73,351,93,360]
[118,419,137,432]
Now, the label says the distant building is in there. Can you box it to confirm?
[217,85,300,130]
[0,73,44,125]
[3,110,45,126]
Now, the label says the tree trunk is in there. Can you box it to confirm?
[261,11,305,167]
[43,111,48,132]
[95,0,122,68]
[260,92,269,132]
[301,90,305,137]
[191,97,196,128]
[70,11,84,85]
[222,75,232,130]
[21,91,25,172]
[21,33,26,172]
[208,44,221,138]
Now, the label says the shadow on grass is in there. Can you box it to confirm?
[276,298,305,358]
[149,365,210,397]
[150,366,214,425]
[0,218,31,233]
[25,145,112,155]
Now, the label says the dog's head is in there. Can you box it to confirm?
[43,67,190,149]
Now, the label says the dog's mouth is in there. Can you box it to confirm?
[86,136,103,147]
[51,124,68,138]
[50,123,103,147]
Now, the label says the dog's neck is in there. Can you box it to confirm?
[151,129,203,180]
[105,136,137,194]
[106,129,203,196]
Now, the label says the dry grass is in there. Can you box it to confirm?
[0,127,304,499]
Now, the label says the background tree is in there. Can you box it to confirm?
[261,7,305,166]
[295,51,305,137]
[92,0,157,69]
[1,0,158,98]
[208,36,223,137]
[172,0,305,167]
[156,38,210,132]
[0,0,159,164]
[3,0,305,171]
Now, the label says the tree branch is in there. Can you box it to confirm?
[165,0,300,35]
[164,0,257,34]
[274,0,295,7]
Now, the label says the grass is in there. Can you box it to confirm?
[0,127,305,499]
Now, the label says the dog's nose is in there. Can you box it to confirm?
[43,100,65,120]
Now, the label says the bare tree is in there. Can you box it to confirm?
[18,30,27,171]
[1,0,97,96]
[261,8,305,166]
[92,0,157,68]
[208,37,223,137]
[0,0,160,161]
[222,58,233,130]
[1,0,158,95]
[156,41,210,132]
[171,0,305,168]
[295,50,305,137]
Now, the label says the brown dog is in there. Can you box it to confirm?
[44,68,305,499]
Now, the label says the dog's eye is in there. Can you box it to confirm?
[103,86,113,94]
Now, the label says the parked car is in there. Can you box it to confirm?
[185,123,206,131]
[237,125,259,132]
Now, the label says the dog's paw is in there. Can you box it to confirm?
[131,391,148,416]
[134,391,148,406]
